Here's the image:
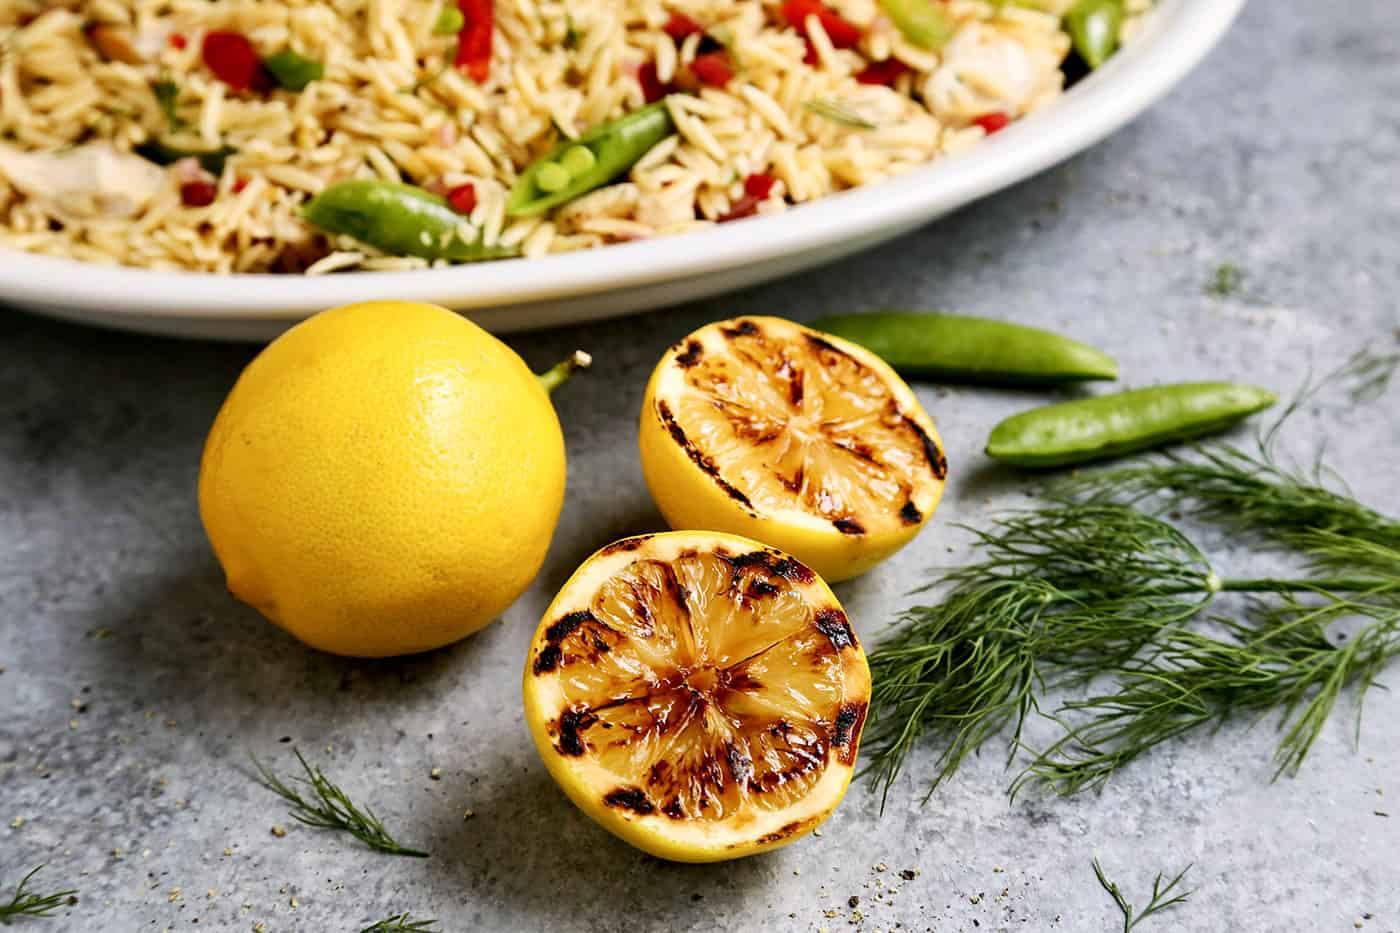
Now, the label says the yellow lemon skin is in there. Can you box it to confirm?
[198,301,565,658]
[638,320,945,583]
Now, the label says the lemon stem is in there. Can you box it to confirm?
[537,350,592,394]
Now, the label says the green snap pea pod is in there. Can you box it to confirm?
[262,50,324,92]
[878,0,955,50]
[1066,0,1125,69]
[985,382,1278,468]
[506,100,676,217]
[301,180,519,262]
[134,139,237,176]
[810,311,1118,385]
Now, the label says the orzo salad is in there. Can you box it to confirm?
[0,0,1149,274]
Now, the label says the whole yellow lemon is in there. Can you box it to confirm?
[198,301,566,657]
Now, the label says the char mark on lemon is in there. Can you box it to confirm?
[813,608,856,650]
[674,339,704,368]
[603,786,656,815]
[833,517,865,536]
[832,702,867,762]
[899,500,923,525]
[724,549,816,584]
[754,820,806,846]
[533,609,611,675]
[905,415,948,480]
[555,707,598,757]
[721,319,761,339]
[655,399,755,510]
[600,535,651,555]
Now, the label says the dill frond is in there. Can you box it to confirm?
[252,749,429,858]
[864,434,1400,802]
[0,866,77,924]
[360,912,440,932]
[1092,859,1193,932]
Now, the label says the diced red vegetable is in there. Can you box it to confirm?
[233,177,249,193]
[973,112,1011,134]
[638,61,671,103]
[802,38,819,66]
[202,30,271,92]
[718,195,760,223]
[856,57,910,86]
[689,52,734,88]
[447,183,478,215]
[744,172,776,200]
[663,12,705,42]
[180,180,218,207]
[169,32,187,50]
[782,0,864,50]
[454,0,493,83]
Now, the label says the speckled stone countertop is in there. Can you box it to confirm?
[2,1,1398,930]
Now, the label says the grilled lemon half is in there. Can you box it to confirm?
[522,531,871,863]
[639,316,947,582]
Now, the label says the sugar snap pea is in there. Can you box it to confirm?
[879,0,955,50]
[301,180,519,262]
[810,311,1118,386]
[506,100,676,217]
[1066,0,1125,69]
[135,139,237,176]
[985,382,1278,468]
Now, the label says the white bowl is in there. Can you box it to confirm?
[0,0,1244,341]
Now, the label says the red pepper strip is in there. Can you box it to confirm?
[718,194,760,223]
[447,183,478,214]
[663,12,705,41]
[638,61,671,103]
[180,180,217,207]
[455,0,493,83]
[782,0,863,49]
[689,52,734,88]
[202,30,271,92]
[856,57,910,85]
[169,32,187,50]
[744,172,776,200]
[720,173,778,222]
[974,112,1011,134]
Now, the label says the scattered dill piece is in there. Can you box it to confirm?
[1341,347,1399,404]
[0,866,78,924]
[360,912,440,932]
[152,76,185,132]
[1206,262,1244,298]
[1092,859,1193,932]
[252,749,429,857]
[863,427,1400,803]
[803,99,877,130]
[563,14,582,49]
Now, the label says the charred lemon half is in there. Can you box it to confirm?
[522,531,871,863]
[639,316,947,582]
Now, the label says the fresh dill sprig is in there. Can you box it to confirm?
[863,435,1400,802]
[0,866,77,924]
[252,749,429,857]
[1092,859,1193,932]
[1206,262,1244,298]
[152,75,185,133]
[1342,347,1399,404]
[802,99,877,130]
[361,912,440,932]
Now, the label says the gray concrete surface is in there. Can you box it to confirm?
[3,0,1399,929]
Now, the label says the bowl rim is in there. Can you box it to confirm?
[0,0,1246,321]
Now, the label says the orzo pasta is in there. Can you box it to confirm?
[0,0,1150,273]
